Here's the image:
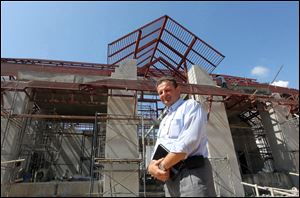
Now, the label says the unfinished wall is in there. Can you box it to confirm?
[50,124,93,179]
[16,70,108,179]
[1,90,30,186]
[18,70,109,83]
[103,59,139,197]
[258,101,299,188]
[188,65,245,197]
[1,69,109,196]
[229,114,264,174]
[1,181,101,197]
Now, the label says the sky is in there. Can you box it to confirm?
[1,1,299,89]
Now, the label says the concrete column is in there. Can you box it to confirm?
[1,91,29,186]
[188,65,244,196]
[258,100,299,188]
[103,59,139,197]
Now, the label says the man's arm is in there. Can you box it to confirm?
[159,152,186,170]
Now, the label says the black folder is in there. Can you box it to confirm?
[152,144,183,179]
[152,144,169,160]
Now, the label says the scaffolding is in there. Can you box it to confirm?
[239,108,274,170]
[2,57,299,197]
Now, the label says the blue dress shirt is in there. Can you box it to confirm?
[153,98,208,159]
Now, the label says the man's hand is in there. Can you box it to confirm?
[147,158,170,182]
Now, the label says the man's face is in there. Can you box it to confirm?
[157,81,181,107]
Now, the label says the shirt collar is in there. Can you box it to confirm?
[167,97,184,113]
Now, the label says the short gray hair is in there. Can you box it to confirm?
[156,76,178,88]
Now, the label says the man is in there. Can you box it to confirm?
[214,75,228,88]
[147,76,216,197]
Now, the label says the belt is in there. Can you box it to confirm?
[172,155,207,172]
[180,155,206,170]
[170,155,206,180]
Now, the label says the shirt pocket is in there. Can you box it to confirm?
[168,119,182,138]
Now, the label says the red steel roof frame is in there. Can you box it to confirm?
[107,15,225,82]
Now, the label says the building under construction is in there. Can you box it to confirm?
[1,15,299,197]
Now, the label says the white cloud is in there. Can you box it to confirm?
[251,66,269,77]
[271,80,289,88]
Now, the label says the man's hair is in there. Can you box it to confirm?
[156,76,178,88]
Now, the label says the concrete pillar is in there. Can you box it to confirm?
[258,100,299,188]
[1,91,29,186]
[103,59,139,197]
[188,65,245,196]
